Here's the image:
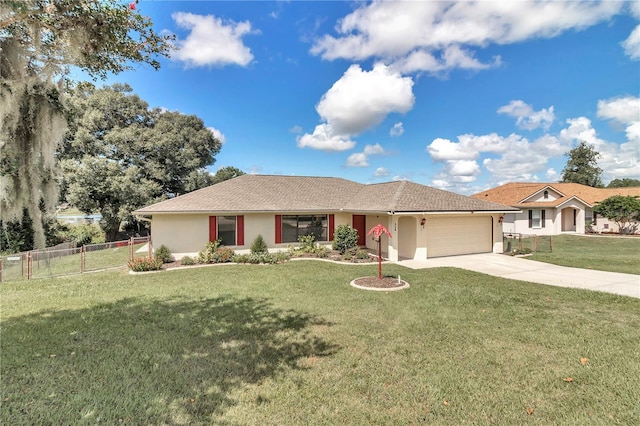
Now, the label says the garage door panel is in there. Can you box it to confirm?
[426,216,491,258]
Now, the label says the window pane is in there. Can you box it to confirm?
[281,215,328,243]
[531,210,541,228]
[282,216,298,243]
[300,215,327,241]
[218,216,236,245]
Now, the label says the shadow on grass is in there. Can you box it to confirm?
[1,295,338,424]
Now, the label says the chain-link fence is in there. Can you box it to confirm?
[503,233,552,254]
[0,237,151,282]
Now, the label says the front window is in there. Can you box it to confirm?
[531,210,541,228]
[217,216,236,246]
[281,215,327,243]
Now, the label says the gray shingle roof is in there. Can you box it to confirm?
[134,175,517,214]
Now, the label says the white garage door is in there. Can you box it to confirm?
[426,216,492,258]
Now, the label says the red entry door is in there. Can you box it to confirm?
[352,215,366,246]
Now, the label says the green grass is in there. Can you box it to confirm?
[2,262,639,425]
[528,234,640,275]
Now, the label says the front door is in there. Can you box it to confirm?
[352,215,366,246]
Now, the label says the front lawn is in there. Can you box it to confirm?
[2,262,639,424]
[528,234,640,275]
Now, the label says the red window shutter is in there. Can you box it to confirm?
[209,216,217,242]
[275,215,282,244]
[237,215,244,246]
[329,214,335,241]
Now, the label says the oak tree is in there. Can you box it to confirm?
[0,0,173,247]
[560,141,603,187]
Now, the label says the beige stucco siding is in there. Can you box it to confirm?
[243,213,276,247]
[151,214,210,255]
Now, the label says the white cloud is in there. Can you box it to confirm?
[558,116,640,181]
[427,133,514,162]
[546,168,560,181]
[374,167,389,177]
[390,122,404,137]
[622,25,640,60]
[316,64,414,135]
[171,13,255,67]
[626,122,640,142]
[428,130,572,185]
[428,96,639,187]
[207,127,226,144]
[497,100,555,130]
[597,96,640,126]
[346,143,385,167]
[345,153,368,167]
[311,1,624,72]
[289,125,303,134]
[296,124,356,152]
[298,64,414,151]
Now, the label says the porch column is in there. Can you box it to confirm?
[387,215,398,262]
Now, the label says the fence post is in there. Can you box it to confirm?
[549,235,553,253]
[533,235,537,252]
[148,237,152,258]
[0,256,3,283]
[129,238,133,262]
[81,245,85,273]
[27,252,32,280]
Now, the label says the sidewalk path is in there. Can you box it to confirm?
[397,253,640,299]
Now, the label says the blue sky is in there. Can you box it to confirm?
[103,1,639,194]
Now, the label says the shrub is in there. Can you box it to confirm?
[60,223,104,246]
[128,257,163,272]
[197,240,222,264]
[233,254,250,264]
[355,249,370,260]
[213,247,235,263]
[333,224,359,254]
[180,256,195,266]
[298,234,316,253]
[233,252,290,264]
[510,248,533,256]
[250,234,268,254]
[314,245,330,258]
[154,244,173,263]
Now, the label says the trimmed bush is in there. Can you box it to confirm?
[332,224,359,254]
[233,252,290,265]
[180,256,195,266]
[154,244,173,263]
[128,257,163,272]
[250,234,268,254]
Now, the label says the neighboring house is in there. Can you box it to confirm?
[134,175,517,260]
[472,182,640,235]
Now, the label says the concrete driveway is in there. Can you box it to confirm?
[397,253,640,299]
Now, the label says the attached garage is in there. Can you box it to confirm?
[426,216,492,258]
